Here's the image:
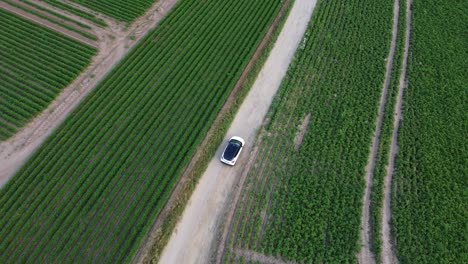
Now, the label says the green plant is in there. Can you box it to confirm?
[0,9,96,140]
[0,1,284,263]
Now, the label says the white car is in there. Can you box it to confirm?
[220,136,245,166]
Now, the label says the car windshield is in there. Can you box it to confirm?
[223,140,242,160]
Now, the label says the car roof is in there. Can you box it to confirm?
[223,141,242,160]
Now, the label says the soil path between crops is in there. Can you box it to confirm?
[0,0,180,188]
[158,0,316,263]
[381,0,412,263]
[358,0,400,263]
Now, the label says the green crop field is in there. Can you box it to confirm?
[222,0,395,262]
[0,9,96,140]
[17,0,92,30]
[391,0,467,262]
[3,0,97,40]
[0,0,283,262]
[43,0,107,27]
[71,0,156,22]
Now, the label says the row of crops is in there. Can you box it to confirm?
[0,8,96,141]
[43,0,107,27]
[70,0,156,22]
[221,0,395,262]
[2,0,97,40]
[18,0,92,30]
[391,0,467,262]
[0,0,283,262]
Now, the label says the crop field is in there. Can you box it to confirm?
[0,0,283,262]
[42,0,107,27]
[71,0,156,22]
[220,0,395,262]
[17,0,93,29]
[0,8,96,140]
[3,0,97,40]
[391,0,467,262]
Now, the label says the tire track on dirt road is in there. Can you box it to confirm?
[381,0,412,263]
[358,0,401,263]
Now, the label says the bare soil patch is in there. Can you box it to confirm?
[293,113,310,150]
[0,0,180,187]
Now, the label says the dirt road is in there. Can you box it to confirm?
[357,0,401,263]
[381,0,412,263]
[158,0,317,263]
[0,1,98,47]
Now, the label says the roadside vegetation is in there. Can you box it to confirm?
[0,0,283,262]
[221,0,395,262]
[391,0,467,262]
[0,8,96,140]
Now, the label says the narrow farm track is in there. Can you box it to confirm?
[0,0,179,188]
[358,0,400,262]
[158,0,316,263]
[0,1,98,47]
[381,0,412,263]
